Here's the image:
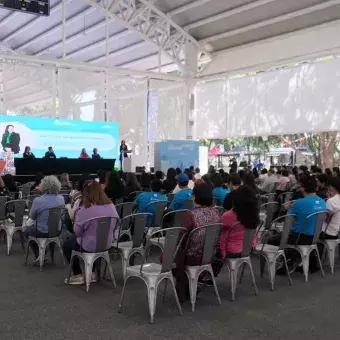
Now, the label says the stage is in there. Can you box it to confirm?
[14,158,116,176]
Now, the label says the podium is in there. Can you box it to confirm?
[120,150,134,172]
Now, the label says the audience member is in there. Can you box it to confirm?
[140,171,151,190]
[97,169,106,187]
[174,183,220,301]
[104,171,125,203]
[30,172,44,192]
[124,172,142,198]
[316,174,328,199]
[220,186,258,259]
[162,168,177,193]
[63,181,118,285]
[223,174,241,211]
[257,169,278,193]
[173,170,194,193]
[211,173,229,206]
[176,168,182,175]
[3,174,19,198]
[25,176,65,264]
[201,174,213,190]
[169,173,193,211]
[267,175,326,273]
[60,173,71,190]
[289,167,299,185]
[194,167,201,180]
[276,170,290,193]
[0,176,9,196]
[259,168,268,181]
[243,173,257,192]
[155,171,164,181]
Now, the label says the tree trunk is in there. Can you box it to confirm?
[320,132,338,169]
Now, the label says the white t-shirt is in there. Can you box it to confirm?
[323,194,340,236]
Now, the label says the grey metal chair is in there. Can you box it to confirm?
[320,236,340,274]
[149,209,190,250]
[286,211,327,282]
[19,185,31,199]
[112,213,153,278]
[1,199,26,255]
[118,226,186,323]
[225,223,259,301]
[128,191,143,201]
[25,206,65,270]
[185,223,223,311]
[115,202,136,219]
[66,216,119,292]
[277,192,293,205]
[144,200,168,231]
[115,197,124,205]
[258,202,279,241]
[254,214,296,290]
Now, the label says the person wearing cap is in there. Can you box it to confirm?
[169,173,193,210]
[173,170,195,194]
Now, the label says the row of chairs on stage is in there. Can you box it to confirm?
[1,193,340,323]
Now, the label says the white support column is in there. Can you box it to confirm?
[62,0,67,59]
[0,65,4,114]
[182,41,199,140]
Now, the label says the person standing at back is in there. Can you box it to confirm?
[169,173,193,211]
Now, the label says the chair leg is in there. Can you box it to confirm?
[239,263,246,284]
[104,254,116,288]
[147,281,158,324]
[315,248,325,278]
[260,256,266,278]
[25,240,31,266]
[66,255,74,284]
[247,260,259,296]
[84,259,94,293]
[229,269,237,301]
[282,253,292,286]
[187,272,199,312]
[19,231,25,252]
[267,259,276,291]
[118,276,130,313]
[169,276,183,316]
[162,279,168,304]
[326,245,335,275]
[57,242,66,266]
[301,254,310,283]
[38,245,46,271]
[6,231,13,256]
[208,267,221,306]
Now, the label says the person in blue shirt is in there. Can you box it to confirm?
[169,173,193,211]
[268,174,326,273]
[211,173,230,206]
[134,179,167,226]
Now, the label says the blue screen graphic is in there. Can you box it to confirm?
[0,115,119,159]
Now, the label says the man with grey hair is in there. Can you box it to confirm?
[25,175,65,263]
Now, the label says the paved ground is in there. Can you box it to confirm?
[1,239,340,340]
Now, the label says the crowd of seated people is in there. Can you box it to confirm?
[3,162,340,296]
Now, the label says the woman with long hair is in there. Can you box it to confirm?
[162,168,177,193]
[220,185,259,258]
[23,146,35,158]
[60,173,71,190]
[125,172,142,198]
[139,171,151,191]
[1,124,20,154]
[104,171,125,203]
[79,148,90,159]
[243,173,257,192]
[63,180,118,285]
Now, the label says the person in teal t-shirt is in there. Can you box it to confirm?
[169,173,193,211]
[211,173,230,206]
[134,179,167,225]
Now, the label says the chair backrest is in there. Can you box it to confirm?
[42,206,65,238]
[260,202,279,230]
[115,202,136,219]
[174,198,194,210]
[267,192,277,202]
[5,200,27,227]
[27,194,41,211]
[186,223,223,265]
[309,211,327,244]
[227,222,256,257]
[128,191,143,201]
[118,213,153,248]
[276,214,296,250]
[167,193,175,204]
[80,216,118,252]
[20,185,31,199]
[161,209,190,230]
[115,197,124,205]
[145,200,167,227]
[144,227,187,273]
[0,196,9,220]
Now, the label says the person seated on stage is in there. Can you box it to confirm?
[169,173,193,211]
[140,171,151,191]
[0,176,9,196]
[24,175,65,264]
[79,148,90,159]
[173,169,195,194]
[44,146,56,159]
[267,175,327,273]
[316,173,328,199]
[92,148,101,159]
[134,179,166,223]
[67,173,91,221]
[223,174,241,211]
[60,173,71,191]
[63,180,118,285]
[211,173,230,206]
[23,146,35,159]
[3,174,19,199]
[104,171,125,203]
[173,183,220,301]
[30,172,44,192]
[162,168,177,193]
[124,172,142,199]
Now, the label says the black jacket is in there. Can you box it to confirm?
[1,132,20,154]
[45,151,56,159]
